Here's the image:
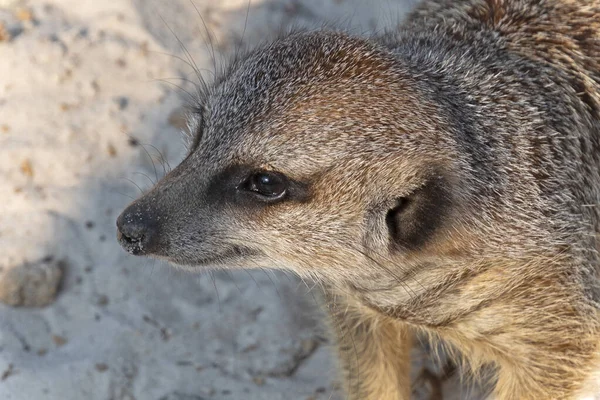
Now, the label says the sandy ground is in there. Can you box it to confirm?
[0,0,484,399]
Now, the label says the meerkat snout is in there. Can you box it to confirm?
[116,202,160,255]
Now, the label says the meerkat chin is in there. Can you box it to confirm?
[117,0,600,398]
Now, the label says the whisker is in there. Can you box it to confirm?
[258,267,283,301]
[158,14,205,88]
[112,189,136,201]
[121,177,145,195]
[147,49,215,78]
[144,143,172,174]
[224,269,244,294]
[188,0,218,77]
[242,268,265,294]
[132,171,156,187]
[234,0,252,61]
[209,270,221,312]
[137,143,159,183]
[151,78,198,103]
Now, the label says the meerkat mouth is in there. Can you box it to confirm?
[168,246,261,268]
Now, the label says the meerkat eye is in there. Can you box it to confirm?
[244,171,288,199]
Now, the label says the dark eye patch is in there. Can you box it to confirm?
[204,165,310,208]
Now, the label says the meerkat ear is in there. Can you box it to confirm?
[385,176,451,250]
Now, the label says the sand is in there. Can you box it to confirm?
[0,1,480,399]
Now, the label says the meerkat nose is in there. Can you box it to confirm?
[116,205,159,256]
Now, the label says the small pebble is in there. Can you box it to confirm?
[95,363,108,372]
[0,23,10,42]
[107,143,117,157]
[1,364,15,381]
[97,294,109,306]
[127,137,139,147]
[52,335,67,347]
[15,8,34,22]
[114,96,128,110]
[252,376,265,386]
[20,159,34,178]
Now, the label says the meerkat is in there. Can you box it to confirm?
[116,0,600,398]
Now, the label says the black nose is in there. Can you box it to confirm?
[116,205,158,255]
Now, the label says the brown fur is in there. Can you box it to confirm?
[117,0,600,398]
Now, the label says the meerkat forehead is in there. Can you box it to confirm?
[210,30,397,120]
[188,31,430,176]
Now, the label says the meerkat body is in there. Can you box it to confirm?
[117,0,600,398]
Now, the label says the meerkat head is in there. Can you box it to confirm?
[116,30,471,288]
